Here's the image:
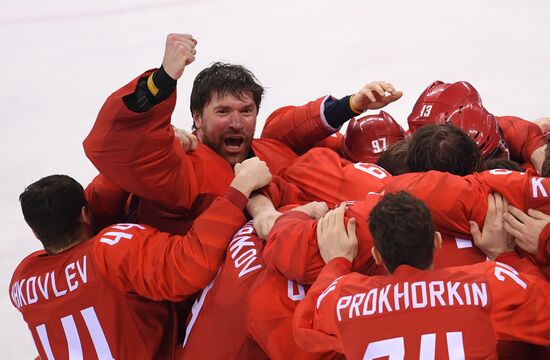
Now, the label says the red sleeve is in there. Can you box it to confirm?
[259,176,308,208]
[476,169,550,213]
[93,190,247,301]
[281,148,390,206]
[498,116,546,162]
[487,261,550,346]
[293,258,353,354]
[495,251,547,279]
[388,170,550,237]
[264,211,324,284]
[83,70,199,210]
[385,171,489,236]
[261,97,338,154]
[314,132,344,153]
[84,173,129,230]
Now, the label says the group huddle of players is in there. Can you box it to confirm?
[9,33,550,359]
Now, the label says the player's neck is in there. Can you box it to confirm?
[47,225,94,255]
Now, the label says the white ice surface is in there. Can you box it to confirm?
[1,0,549,357]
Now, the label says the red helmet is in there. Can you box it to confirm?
[407,81,483,132]
[408,80,507,159]
[341,111,405,163]
[447,103,509,160]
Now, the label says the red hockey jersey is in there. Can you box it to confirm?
[178,221,267,359]
[280,147,391,206]
[294,257,550,359]
[265,196,485,285]
[247,266,345,360]
[10,190,247,359]
[384,169,550,272]
[498,116,546,165]
[84,173,129,231]
[84,70,299,234]
[261,96,340,155]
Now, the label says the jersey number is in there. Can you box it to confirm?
[287,280,306,301]
[36,306,113,359]
[363,331,465,360]
[354,163,388,179]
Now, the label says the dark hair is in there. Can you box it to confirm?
[190,62,264,122]
[368,191,435,273]
[19,175,87,253]
[376,140,410,175]
[541,139,550,178]
[407,123,483,176]
[484,158,524,172]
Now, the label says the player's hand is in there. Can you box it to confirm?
[533,116,550,134]
[253,209,282,240]
[291,201,329,220]
[246,194,280,239]
[529,144,547,176]
[503,206,550,255]
[316,204,358,263]
[232,157,272,197]
[162,33,197,80]
[469,193,514,260]
[351,81,403,112]
[173,126,198,152]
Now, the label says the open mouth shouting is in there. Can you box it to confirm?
[223,135,246,153]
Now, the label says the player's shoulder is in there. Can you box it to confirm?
[497,115,530,128]
[252,137,292,151]
[10,249,47,281]
[93,223,157,248]
[433,261,499,280]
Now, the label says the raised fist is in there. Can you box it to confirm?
[231,157,272,197]
[162,33,197,80]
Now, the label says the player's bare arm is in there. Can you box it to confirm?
[247,194,281,239]
[290,201,329,220]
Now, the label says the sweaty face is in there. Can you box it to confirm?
[194,91,257,166]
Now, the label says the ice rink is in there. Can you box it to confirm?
[1,0,549,356]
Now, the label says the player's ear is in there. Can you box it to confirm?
[193,112,205,141]
[193,111,202,130]
[371,246,383,265]
[434,231,442,250]
[80,206,93,225]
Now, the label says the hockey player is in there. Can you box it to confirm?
[406,123,484,176]
[179,202,327,359]
[293,192,550,359]
[340,111,406,163]
[178,221,268,359]
[84,33,402,234]
[9,156,271,359]
[407,80,547,173]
